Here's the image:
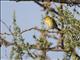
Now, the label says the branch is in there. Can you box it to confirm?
[0,32,11,35]
[0,37,14,47]
[12,0,80,4]
[0,36,64,52]
[34,1,59,15]
[32,45,64,52]
[21,27,57,34]
[0,20,15,37]
[0,27,58,36]
[0,36,63,51]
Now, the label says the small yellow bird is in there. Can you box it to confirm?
[43,16,60,31]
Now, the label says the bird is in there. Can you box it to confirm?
[43,16,61,31]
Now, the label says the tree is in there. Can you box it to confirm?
[0,1,80,60]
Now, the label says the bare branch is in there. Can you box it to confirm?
[0,20,14,37]
[0,37,14,47]
[21,27,57,34]
[0,32,11,35]
[33,45,64,52]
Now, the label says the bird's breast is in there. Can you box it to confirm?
[44,19,54,28]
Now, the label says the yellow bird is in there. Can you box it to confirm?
[43,16,60,31]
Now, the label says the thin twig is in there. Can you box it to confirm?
[0,20,15,38]
[0,27,58,36]
[33,45,64,52]
[21,27,57,34]
[0,32,11,35]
